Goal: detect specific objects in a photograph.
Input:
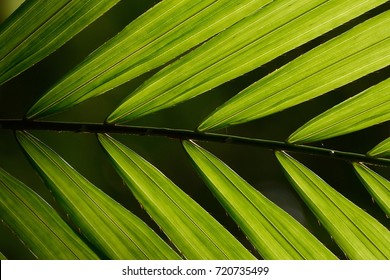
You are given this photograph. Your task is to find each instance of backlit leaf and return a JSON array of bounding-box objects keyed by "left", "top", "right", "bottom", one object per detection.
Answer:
[
  {"left": 288, "top": 78, "right": 390, "bottom": 143},
  {"left": 368, "top": 138, "right": 390, "bottom": 158},
  {"left": 353, "top": 163, "right": 390, "bottom": 217},
  {"left": 276, "top": 151, "right": 390, "bottom": 260},
  {"left": 26, "top": 0, "right": 271, "bottom": 119},
  {"left": 16, "top": 131, "right": 180, "bottom": 260},
  {"left": 98, "top": 134, "right": 255, "bottom": 260},
  {"left": 0, "top": 168, "right": 98, "bottom": 259},
  {"left": 0, "top": 0, "right": 121, "bottom": 85},
  {"left": 199, "top": 10, "right": 390, "bottom": 131},
  {"left": 183, "top": 141, "right": 337, "bottom": 260},
  {"left": 106, "top": 0, "right": 388, "bottom": 124}
]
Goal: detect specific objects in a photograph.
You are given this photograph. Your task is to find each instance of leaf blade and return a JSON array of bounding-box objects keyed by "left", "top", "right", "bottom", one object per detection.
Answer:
[
  {"left": 353, "top": 163, "right": 390, "bottom": 217},
  {"left": 199, "top": 9, "right": 390, "bottom": 131},
  {"left": 275, "top": 151, "right": 390, "bottom": 260},
  {"left": 98, "top": 134, "right": 255, "bottom": 260},
  {"left": 26, "top": 0, "right": 272, "bottom": 120},
  {"left": 368, "top": 137, "right": 390, "bottom": 158},
  {"left": 106, "top": 0, "right": 388, "bottom": 124},
  {"left": 0, "top": 168, "right": 99, "bottom": 259},
  {"left": 16, "top": 131, "right": 180, "bottom": 260},
  {"left": 183, "top": 141, "right": 337, "bottom": 260},
  {"left": 0, "top": 0, "right": 121, "bottom": 85},
  {"left": 288, "top": 78, "right": 390, "bottom": 143}
]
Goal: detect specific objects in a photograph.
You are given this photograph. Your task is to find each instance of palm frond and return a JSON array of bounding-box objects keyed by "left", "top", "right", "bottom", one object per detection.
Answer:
[
  {"left": 0, "top": 0, "right": 389, "bottom": 259},
  {"left": 26, "top": 0, "right": 272, "bottom": 120},
  {"left": 276, "top": 151, "right": 390, "bottom": 260},
  {"left": 16, "top": 131, "right": 179, "bottom": 260},
  {"left": 0, "top": 167, "right": 99, "bottom": 259},
  {"left": 183, "top": 140, "right": 337, "bottom": 260},
  {"left": 0, "top": 0, "right": 121, "bottom": 85},
  {"left": 199, "top": 10, "right": 390, "bottom": 131},
  {"left": 288, "top": 77, "right": 390, "bottom": 143},
  {"left": 107, "top": 0, "right": 389, "bottom": 124},
  {"left": 98, "top": 134, "right": 255, "bottom": 260}
]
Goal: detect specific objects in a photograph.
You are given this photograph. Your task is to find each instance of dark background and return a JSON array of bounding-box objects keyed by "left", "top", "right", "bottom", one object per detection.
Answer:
[{"left": 0, "top": 1, "right": 389, "bottom": 259}]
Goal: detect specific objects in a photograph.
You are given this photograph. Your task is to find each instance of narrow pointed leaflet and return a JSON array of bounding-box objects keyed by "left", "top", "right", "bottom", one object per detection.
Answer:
[
  {"left": 0, "top": 0, "right": 121, "bottom": 85},
  {"left": 16, "top": 131, "right": 180, "bottom": 260},
  {"left": 199, "top": 9, "right": 390, "bottom": 131},
  {"left": 107, "top": 0, "right": 388, "bottom": 124},
  {"left": 276, "top": 151, "right": 390, "bottom": 259},
  {"left": 0, "top": 168, "right": 99, "bottom": 259},
  {"left": 26, "top": 0, "right": 271, "bottom": 120},
  {"left": 183, "top": 141, "right": 337, "bottom": 260},
  {"left": 288, "top": 78, "right": 390, "bottom": 143},
  {"left": 98, "top": 134, "right": 255, "bottom": 260},
  {"left": 353, "top": 163, "right": 390, "bottom": 217},
  {"left": 368, "top": 138, "right": 390, "bottom": 158}
]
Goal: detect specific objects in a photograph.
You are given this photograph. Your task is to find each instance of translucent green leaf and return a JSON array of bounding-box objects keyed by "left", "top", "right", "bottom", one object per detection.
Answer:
[
  {"left": 0, "top": 251, "right": 6, "bottom": 260},
  {"left": 26, "top": 0, "right": 272, "bottom": 120},
  {"left": 368, "top": 138, "right": 390, "bottom": 158},
  {"left": 0, "top": 0, "right": 121, "bottom": 85},
  {"left": 183, "top": 141, "right": 337, "bottom": 260},
  {"left": 288, "top": 78, "right": 390, "bottom": 143},
  {"left": 199, "top": 10, "right": 390, "bottom": 131},
  {"left": 16, "top": 131, "right": 179, "bottom": 260},
  {"left": 106, "top": 0, "right": 388, "bottom": 124},
  {"left": 353, "top": 163, "right": 390, "bottom": 217},
  {"left": 98, "top": 134, "right": 255, "bottom": 260},
  {"left": 276, "top": 151, "right": 390, "bottom": 260},
  {"left": 0, "top": 168, "right": 98, "bottom": 259}
]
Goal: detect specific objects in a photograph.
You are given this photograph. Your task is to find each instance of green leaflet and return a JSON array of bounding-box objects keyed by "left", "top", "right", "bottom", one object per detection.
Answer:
[
  {"left": 16, "top": 131, "right": 180, "bottom": 260},
  {"left": 199, "top": 9, "right": 390, "bottom": 131},
  {"left": 288, "top": 78, "right": 390, "bottom": 143},
  {"left": 368, "top": 138, "right": 390, "bottom": 158},
  {"left": 0, "top": 168, "right": 98, "bottom": 260},
  {"left": 26, "top": 0, "right": 272, "bottom": 119},
  {"left": 276, "top": 151, "right": 390, "bottom": 260},
  {"left": 353, "top": 163, "right": 390, "bottom": 217},
  {"left": 98, "top": 134, "right": 255, "bottom": 260},
  {"left": 183, "top": 141, "right": 337, "bottom": 260},
  {"left": 0, "top": 251, "right": 6, "bottom": 260},
  {"left": 0, "top": 0, "right": 121, "bottom": 85},
  {"left": 106, "top": 0, "right": 388, "bottom": 124}
]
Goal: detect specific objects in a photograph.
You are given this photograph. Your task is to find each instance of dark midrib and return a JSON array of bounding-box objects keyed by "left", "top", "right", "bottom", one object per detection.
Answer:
[{"left": 1, "top": 119, "right": 389, "bottom": 167}]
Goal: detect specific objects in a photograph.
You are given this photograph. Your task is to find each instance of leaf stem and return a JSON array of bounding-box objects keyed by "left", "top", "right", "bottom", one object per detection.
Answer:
[{"left": 0, "top": 119, "right": 389, "bottom": 166}]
